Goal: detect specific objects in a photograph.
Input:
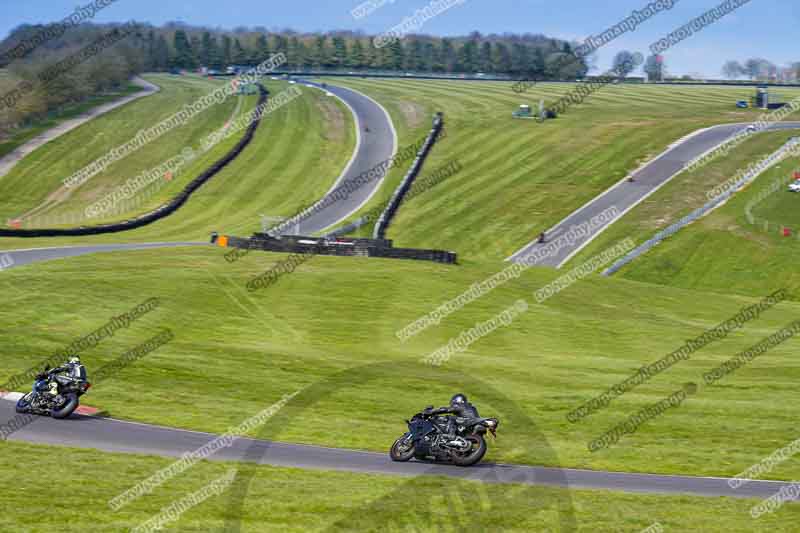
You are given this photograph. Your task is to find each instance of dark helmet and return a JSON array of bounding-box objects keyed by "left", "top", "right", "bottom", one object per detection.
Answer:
[{"left": 450, "top": 393, "right": 467, "bottom": 406}]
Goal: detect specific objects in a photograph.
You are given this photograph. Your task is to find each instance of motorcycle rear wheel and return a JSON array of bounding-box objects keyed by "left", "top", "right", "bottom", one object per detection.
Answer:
[
  {"left": 390, "top": 436, "right": 415, "bottom": 462},
  {"left": 451, "top": 435, "right": 487, "bottom": 467},
  {"left": 51, "top": 393, "right": 79, "bottom": 419}
]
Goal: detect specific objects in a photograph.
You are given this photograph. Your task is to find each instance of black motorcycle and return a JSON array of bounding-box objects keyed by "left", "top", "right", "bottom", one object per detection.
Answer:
[
  {"left": 16, "top": 366, "right": 91, "bottom": 419},
  {"left": 390, "top": 407, "right": 499, "bottom": 466}
]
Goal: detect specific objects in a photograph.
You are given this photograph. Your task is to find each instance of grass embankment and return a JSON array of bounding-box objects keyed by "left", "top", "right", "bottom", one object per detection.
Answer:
[
  {"left": 1, "top": 247, "right": 799, "bottom": 482},
  {"left": 321, "top": 78, "right": 800, "bottom": 263},
  {"left": 0, "top": 74, "right": 240, "bottom": 224},
  {"left": 0, "top": 74, "right": 355, "bottom": 248}
]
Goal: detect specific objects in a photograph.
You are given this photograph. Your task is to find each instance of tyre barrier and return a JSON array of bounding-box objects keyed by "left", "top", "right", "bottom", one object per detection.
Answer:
[
  {"left": 373, "top": 112, "right": 444, "bottom": 240},
  {"left": 0, "top": 85, "right": 270, "bottom": 238},
  {"left": 213, "top": 232, "right": 457, "bottom": 265}
]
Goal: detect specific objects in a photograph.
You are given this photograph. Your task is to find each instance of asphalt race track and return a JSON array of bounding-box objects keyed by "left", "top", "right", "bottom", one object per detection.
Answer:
[
  {"left": 2, "top": 242, "right": 209, "bottom": 270},
  {"left": 0, "top": 397, "right": 788, "bottom": 500},
  {"left": 508, "top": 121, "right": 800, "bottom": 268},
  {"left": 274, "top": 80, "right": 397, "bottom": 236}
]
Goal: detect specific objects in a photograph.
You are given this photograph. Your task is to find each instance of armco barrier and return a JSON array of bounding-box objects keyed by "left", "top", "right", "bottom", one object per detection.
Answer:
[
  {"left": 604, "top": 138, "right": 800, "bottom": 276},
  {"left": 0, "top": 86, "right": 270, "bottom": 238},
  {"left": 214, "top": 232, "right": 457, "bottom": 265},
  {"left": 373, "top": 112, "right": 444, "bottom": 240},
  {"left": 252, "top": 233, "right": 393, "bottom": 251}
]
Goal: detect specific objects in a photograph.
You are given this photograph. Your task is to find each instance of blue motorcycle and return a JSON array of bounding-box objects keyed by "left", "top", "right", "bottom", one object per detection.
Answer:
[{"left": 16, "top": 366, "right": 91, "bottom": 419}]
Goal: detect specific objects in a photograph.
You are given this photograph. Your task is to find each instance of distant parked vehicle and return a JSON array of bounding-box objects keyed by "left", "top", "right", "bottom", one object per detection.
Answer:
[
  {"left": 512, "top": 104, "right": 533, "bottom": 119},
  {"left": 788, "top": 182, "right": 800, "bottom": 193}
]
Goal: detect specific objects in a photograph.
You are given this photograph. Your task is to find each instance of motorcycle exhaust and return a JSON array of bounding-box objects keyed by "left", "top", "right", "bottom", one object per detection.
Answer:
[{"left": 445, "top": 437, "right": 470, "bottom": 451}]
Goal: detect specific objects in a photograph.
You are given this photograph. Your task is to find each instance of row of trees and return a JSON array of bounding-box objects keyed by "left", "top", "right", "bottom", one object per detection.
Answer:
[
  {"left": 577, "top": 51, "right": 800, "bottom": 84},
  {"left": 722, "top": 58, "right": 800, "bottom": 82},
  {"left": 152, "top": 27, "right": 589, "bottom": 78},
  {"left": 0, "top": 22, "right": 591, "bottom": 136},
  {"left": 607, "top": 51, "right": 669, "bottom": 82}
]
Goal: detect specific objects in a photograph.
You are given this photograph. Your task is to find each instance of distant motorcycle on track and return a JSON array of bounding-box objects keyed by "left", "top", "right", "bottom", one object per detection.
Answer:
[
  {"left": 390, "top": 407, "right": 499, "bottom": 466},
  {"left": 16, "top": 365, "right": 91, "bottom": 419}
]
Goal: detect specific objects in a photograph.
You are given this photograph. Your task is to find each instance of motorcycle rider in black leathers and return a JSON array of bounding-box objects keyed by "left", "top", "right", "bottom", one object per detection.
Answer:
[
  {"left": 423, "top": 393, "right": 480, "bottom": 420},
  {"left": 46, "top": 355, "right": 87, "bottom": 397}
]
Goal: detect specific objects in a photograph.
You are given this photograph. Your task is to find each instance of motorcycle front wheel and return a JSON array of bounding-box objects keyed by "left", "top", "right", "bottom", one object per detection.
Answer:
[
  {"left": 389, "top": 435, "right": 415, "bottom": 462},
  {"left": 51, "top": 393, "right": 79, "bottom": 419},
  {"left": 15, "top": 394, "right": 33, "bottom": 414},
  {"left": 451, "top": 435, "right": 487, "bottom": 467}
]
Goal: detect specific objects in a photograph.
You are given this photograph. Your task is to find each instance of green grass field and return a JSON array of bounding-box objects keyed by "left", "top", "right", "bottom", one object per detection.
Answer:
[
  {"left": 0, "top": 74, "right": 355, "bottom": 248},
  {"left": 325, "top": 77, "right": 800, "bottom": 300},
  {"left": 2, "top": 247, "right": 800, "bottom": 483},
  {"left": 4, "top": 78, "right": 800, "bottom": 531},
  {"left": 0, "top": 74, "right": 241, "bottom": 224},
  {"left": 3, "top": 439, "right": 795, "bottom": 532},
  {"left": 570, "top": 130, "right": 800, "bottom": 300},
  {"left": 320, "top": 78, "right": 800, "bottom": 262}
]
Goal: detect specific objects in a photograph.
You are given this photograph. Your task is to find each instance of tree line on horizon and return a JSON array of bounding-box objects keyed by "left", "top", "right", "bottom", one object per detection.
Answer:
[
  {"left": 722, "top": 58, "right": 800, "bottom": 82},
  {"left": 0, "top": 22, "right": 593, "bottom": 79},
  {"left": 131, "top": 26, "right": 591, "bottom": 78},
  {"left": 0, "top": 21, "right": 589, "bottom": 137}
]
